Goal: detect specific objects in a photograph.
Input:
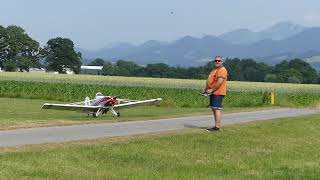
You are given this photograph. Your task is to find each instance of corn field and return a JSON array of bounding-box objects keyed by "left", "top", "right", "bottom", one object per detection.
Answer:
[
  {"left": 0, "top": 79, "right": 319, "bottom": 107},
  {"left": 1, "top": 72, "right": 320, "bottom": 93}
]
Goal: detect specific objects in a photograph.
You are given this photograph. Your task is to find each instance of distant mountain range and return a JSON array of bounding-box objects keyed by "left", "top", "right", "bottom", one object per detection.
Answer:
[
  {"left": 219, "top": 21, "right": 306, "bottom": 44},
  {"left": 77, "top": 22, "right": 320, "bottom": 70}
]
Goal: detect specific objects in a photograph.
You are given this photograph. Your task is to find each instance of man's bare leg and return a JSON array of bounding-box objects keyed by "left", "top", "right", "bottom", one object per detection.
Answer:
[{"left": 212, "top": 109, "right": 222, "bottom": 128}]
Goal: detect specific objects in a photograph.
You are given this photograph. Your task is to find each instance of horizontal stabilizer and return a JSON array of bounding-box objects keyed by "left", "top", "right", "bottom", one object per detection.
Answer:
[{"left": 114, "top": 98, "right": 162, "bottom": 109}]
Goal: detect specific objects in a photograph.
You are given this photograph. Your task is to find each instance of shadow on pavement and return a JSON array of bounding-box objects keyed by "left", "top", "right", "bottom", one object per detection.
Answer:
[{"left": 183, "top": 124, "right": 208, "bottom": 129}]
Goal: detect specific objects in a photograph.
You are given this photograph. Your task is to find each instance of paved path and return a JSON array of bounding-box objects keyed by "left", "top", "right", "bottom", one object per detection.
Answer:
[{"left": 0, "top": 108, "right": 319, "bottom": 148}]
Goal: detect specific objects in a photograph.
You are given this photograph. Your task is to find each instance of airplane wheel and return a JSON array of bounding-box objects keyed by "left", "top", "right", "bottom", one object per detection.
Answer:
[
  {"left": 93, "top": 114, "right": 97, "bottom": 117},
  {"left": 117, "top": 112, "right": 120, "bottom": 117},
  {"left": 103, "top": 109, "right": 108, "bottom": 114}
]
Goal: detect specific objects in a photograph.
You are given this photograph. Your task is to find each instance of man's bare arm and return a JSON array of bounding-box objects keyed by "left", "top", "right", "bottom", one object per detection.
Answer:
[{"left": 206, "top": 77, "right": 225, "bottom": 93}]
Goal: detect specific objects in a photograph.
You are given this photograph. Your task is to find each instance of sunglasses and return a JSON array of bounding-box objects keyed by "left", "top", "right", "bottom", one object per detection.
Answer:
[{"left": 214, "top": 60, "right": 222, "bottom": 62}]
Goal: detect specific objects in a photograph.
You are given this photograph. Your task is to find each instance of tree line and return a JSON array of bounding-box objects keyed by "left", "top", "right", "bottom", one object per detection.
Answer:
[
  {"left": 1, "top": 24, "right": 319, "bottom": 84},
  {"left": 88, "top": 58, "right": 320, "bottom": 84},
  {"left": 0, "top": 25, "right": 81, "bottom": 73}
]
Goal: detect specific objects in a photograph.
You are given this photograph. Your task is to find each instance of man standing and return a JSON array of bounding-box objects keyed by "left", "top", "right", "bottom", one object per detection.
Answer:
[{"left": 203, "top": 56, "right": 228, "bottom": 131}]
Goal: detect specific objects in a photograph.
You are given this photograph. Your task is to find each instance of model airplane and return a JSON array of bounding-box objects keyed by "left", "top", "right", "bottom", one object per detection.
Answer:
[{"left": 42, "top": 92, "right": 162, "bottom": 117}]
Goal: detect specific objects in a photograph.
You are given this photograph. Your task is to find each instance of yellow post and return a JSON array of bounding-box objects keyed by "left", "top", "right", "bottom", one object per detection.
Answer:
[{"left": 270, "top": 92, "right": 275, "bottom": 106}]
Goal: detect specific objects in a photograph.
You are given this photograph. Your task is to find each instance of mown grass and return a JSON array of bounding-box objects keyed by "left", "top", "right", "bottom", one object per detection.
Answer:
[
  {"left": 0, "top": 114, "right": 319, "bottom": 179},
  {"left": 0, "top": 98, "right": 272, "bottom": 129},
  {"left": 0, "top": 97, "right": 206, "bottom": 129}
]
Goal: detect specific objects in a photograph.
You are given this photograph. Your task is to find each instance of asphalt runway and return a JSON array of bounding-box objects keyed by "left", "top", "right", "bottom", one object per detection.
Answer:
[{"left": 0, "top": 108, "right": 319, "bottom": 148}]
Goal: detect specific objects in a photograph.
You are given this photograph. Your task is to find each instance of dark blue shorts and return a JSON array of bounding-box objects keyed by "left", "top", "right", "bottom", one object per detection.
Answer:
[{"left": 210, "top": 94, "right": 225, "bottom": 110}]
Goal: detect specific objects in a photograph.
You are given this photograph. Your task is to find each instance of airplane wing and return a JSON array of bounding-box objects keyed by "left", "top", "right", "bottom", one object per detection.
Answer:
[
  {"left": 42, "top": 103, "right": 102, "bottom": 112},
  {"left": 114, "top": 98, "right": 162, "bottom": 109}
]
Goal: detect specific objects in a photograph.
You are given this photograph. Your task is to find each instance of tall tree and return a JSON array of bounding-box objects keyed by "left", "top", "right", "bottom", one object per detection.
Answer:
[
  {"left": 0, "top": 25, "right": 40, "bottom": 71},
  {"left": 223, "top": 58, "right": 271, "bottom": 82},
  {"left": 114, "top": 60, "right": 141, "bottom": 76},
  {"left": 223, "top": 58, "right": 243, "bottom": 81},
  {"left": 102, "top": 61, "right": 116, "bottom": 75},
  {"left": 42, "top": 37, "right": 82, "bottom": 74},
  {"left": 88, "top": 58, "right": 105, "bottom": 66},
  {"left": 274, "top": 59, "right": 318, "bottom": 84},
  {"left": 288, "top": 59, "right": 318, "bottom": 83},
  {"left": 277, "top": 69, "right": 303, "bottom": 83},
  {"left": 0, "top": 25, "right": 8, "bottom": 68},
  {"left": 145, "top": 63, "right": 170, "bottom": 77}
]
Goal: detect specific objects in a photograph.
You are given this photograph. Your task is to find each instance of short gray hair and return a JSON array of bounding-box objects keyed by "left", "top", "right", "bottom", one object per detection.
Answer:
[{"left": 214, "top": 56, "right": 222, "bottom": 60}]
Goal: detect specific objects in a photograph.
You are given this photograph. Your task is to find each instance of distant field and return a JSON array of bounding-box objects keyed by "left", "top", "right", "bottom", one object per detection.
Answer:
[
  {"left": 1, "top": 72, "right": 320, "bottom": 93},
  {"left": 1, "top": 114, "right": 319, "bottom": 179}
]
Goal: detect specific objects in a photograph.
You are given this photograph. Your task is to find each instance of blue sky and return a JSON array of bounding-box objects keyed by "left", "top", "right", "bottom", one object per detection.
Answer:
[{"left": 1, "top": 0, "right": 320, "bottom": 50}]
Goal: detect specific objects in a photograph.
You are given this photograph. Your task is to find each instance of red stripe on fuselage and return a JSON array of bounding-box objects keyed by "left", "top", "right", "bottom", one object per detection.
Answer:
[{"left": 92, "top": 96, "right": 115, "bottom": 106}]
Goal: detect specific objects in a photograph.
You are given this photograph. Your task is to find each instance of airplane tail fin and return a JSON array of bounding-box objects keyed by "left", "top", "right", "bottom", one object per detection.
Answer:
[{"left": 84, "top": 96, "right": 90, "bottom": 106}]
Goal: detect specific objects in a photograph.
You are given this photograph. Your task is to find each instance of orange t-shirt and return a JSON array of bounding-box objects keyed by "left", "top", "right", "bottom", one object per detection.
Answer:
[{"left": 206, "top": 66, "right": 228, "bottom": 95}]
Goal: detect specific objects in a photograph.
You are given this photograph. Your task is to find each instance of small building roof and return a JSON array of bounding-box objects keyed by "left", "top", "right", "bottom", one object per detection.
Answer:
[{"left": 81, "top": 66, "right": 103, "bottom": 70}]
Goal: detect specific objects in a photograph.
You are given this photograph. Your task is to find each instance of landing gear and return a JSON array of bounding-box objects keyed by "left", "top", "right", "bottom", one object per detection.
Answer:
[
  {"left": 110, "top": 108, "right": 120, "bottom": 117},
  {"left": 88, "top": 108, "right": 120, "bottom": 117},
  {"left": 93, "top": 108, "right": 103, "bottom": 117}
]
